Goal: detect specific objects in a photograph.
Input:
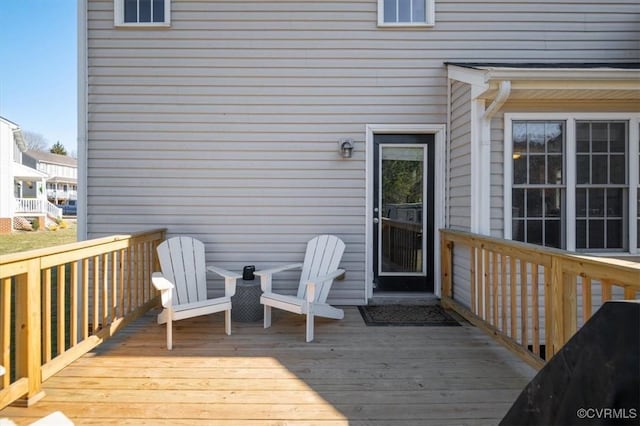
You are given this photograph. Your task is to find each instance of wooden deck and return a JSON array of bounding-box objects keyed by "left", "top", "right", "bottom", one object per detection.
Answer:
[{"left": 1, "top": 306, "right": 535, "bottom": 425}]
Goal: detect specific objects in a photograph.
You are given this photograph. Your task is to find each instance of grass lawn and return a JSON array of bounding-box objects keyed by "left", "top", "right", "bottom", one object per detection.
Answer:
[{"left": 0, "top": 221, "right": 78, "bottom": 255}]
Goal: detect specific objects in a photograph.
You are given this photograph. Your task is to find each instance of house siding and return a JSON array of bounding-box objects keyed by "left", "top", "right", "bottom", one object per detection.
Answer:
[
  {"left": 86, "top": 0, "right": 640, "bottom": 304},
  {"left": 448, "top": 80, "right": 472, "bottom": 231}
]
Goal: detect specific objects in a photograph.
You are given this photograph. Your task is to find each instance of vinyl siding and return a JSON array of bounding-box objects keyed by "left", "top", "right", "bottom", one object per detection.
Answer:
[
  {"left": 86, "top": 0, "right": 640, "bottom": 304},
  {"left": 448, "top": 80, "right": 472, "bottom": 231}
]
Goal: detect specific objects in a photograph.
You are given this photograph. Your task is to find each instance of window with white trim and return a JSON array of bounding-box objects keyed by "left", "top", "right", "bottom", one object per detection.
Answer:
[
  {"left": 378, "top": 0, "right": 434, "bottom": 26},
  {"left": 506, "top": 114, "right": 640, "bottom": 254},
  {"left": 114, "top": 0, "right": 170, "bottom": 27}
]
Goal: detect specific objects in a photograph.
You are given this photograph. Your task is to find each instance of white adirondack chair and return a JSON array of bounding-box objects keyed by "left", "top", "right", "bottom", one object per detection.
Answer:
[
  {"left": 257, "top": 235, "right": 346, "bottom": 342},
  {"left": 152, "top": 236, "right": 241, "bottom": 350}
]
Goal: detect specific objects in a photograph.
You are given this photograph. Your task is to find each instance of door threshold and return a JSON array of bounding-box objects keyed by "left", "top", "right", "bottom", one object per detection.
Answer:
[{"left": 369, "top": 292, "right": 439, "bottom": 305}]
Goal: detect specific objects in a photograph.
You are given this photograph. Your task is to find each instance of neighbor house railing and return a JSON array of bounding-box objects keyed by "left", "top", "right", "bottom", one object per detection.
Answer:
[
  {"left": 13, "top": 199, "right": 62, "bottom": 219},
  {"left": 381, "top": 218, "right": 422, "bottom": 271},
  {"left": 440, "top": 229, "right": 640, "bottom": 369},
  {"left": 0, "top": 228, "right": 166, "bottom": 409}
]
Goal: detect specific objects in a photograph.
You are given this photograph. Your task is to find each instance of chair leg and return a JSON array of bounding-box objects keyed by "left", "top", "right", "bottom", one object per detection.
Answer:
[
  {"left": 306, "top": 311, "right": 314, "bottom": 343},
  {"left": 225, "top": 309, "right": 231, "bottom": 335},
  {"left": 167, "top": 316, "right": 173, "bottom": 350},
  {"left": 264, "top": 305, "right": 271, "bottom": 328}
]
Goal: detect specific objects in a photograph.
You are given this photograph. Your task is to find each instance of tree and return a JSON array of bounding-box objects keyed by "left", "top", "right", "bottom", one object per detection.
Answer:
[
  {"left": 50, "top": 141, "right": 68, "bottom": 156},
  {"left": 22, "top": 131, "right": 49, "bottom": 151}
]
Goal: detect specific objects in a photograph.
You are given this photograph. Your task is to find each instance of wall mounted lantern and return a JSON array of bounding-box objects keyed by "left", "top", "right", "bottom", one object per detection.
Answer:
[{"left": 338, "top": 138, "right": 355, "bottom": 158}]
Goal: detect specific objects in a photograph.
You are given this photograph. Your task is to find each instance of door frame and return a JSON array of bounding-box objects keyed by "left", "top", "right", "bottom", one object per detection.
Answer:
[{"left": 365, "top": 124, "right": 446, "bottom": 300}]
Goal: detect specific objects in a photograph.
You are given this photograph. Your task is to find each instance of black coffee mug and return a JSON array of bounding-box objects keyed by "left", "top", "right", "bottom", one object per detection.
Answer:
[{"left": 242, "top": 265, "right": 255, "bottom": 280}]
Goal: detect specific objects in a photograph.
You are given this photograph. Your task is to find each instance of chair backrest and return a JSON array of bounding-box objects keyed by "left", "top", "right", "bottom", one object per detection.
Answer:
[
  {"left": 157, "top": 236, "right": 208, "bottom": 306},
  {"left": 297, "top": 235, "right": 345, "bottom": 303}
]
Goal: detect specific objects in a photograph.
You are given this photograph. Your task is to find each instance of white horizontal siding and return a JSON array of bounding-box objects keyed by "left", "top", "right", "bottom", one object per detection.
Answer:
[
  {"left": 87, "top": 0, "right": 639, "bottom": 304},
  {"left": 448, "top": 81, "right": 472, "bottom": 231}
]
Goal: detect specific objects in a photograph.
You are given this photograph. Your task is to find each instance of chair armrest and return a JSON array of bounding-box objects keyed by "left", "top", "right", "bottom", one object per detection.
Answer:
[
  {"left": 207, "top": 265, "right": 242, "bottom": 280},
  {"left": 207, "top": 265, "right": 241, "bottom": 298},
  {"left": 305, "top": 269, "right": 345, "bottom": 302},
  {"left": 152, "top": 272, "right": 174, "bottom": 291},
  {"left": 254, "top": 263, "right": 303, "bottom": 277},
  {"left": 152, "top": 272, "right": 174, "bottom": 308},
  {"left": 255, "top": 263, "right": 303, "bottom": 292}
]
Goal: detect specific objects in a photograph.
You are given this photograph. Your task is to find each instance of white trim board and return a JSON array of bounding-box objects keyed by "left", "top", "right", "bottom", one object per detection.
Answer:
[{"left": 365, "top": 124, "right": 446, "bottom": 300}]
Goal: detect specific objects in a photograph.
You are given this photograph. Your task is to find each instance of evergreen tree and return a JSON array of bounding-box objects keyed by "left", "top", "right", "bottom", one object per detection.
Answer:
[{"left": 50, "top": 141, "right": 68, "bottom": 156}]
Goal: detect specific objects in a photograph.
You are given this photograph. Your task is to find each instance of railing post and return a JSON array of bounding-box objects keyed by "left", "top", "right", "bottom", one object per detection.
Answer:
[
  {"left": 550, "top": 257, "right": 577, "bottom": 358},
  {"left": 14, "top": 259, "right": 44, "bottom": 406}
]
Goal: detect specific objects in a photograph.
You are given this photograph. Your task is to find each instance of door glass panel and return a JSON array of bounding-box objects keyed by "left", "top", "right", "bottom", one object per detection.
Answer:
[{"left": 380, "top": 146, "right": 424, "bottom": 274}]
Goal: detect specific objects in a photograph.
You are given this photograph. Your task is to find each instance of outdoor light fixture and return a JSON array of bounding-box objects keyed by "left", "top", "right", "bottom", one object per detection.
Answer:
[{"left": 338, "top": 138, "right": 355, "bottom": 158}]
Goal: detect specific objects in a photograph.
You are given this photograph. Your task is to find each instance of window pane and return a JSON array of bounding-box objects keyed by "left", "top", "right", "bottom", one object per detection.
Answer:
[
  {"left": 576, "top": 122, "right": 590, "bottom": 153},
  {"left": 591, "top": 155, "right": 607, "bottom": 184},
  {"left": 547, "top": 155, "right": 562, "bottom": 184},
  {"left": 589, "top": 188, "right": 605, "bottom": 217},
  {"left": 153, "top": 0, "right": 164, "bottom": 22},
  {"left": 576, "top": 220, "right": 587, "bottom": 248},
  {"left": 545, "top": 220, "right": 561, "bottom": 248},
  {"left": 610, "top": 122, "right": 626, "bottom": 153},
  {"left": 526, "top": 189, "right": 543, "bottom": 217},
  {"left": 398, "top": 0, "right": 411, "bottom": 22},
  {"left": 588, "top": 220, "right": 605, "bottom": 248},
  {"left": 527, "top": 123, "right": 545, "bottom": 153},
  {"left": 610, "top": 155, "right": 626, "bottom": 184},
  {"left": 591, "top": 123, "right": 608, "bottom": 152},
  {"left": 529, "top": 156, "right": 545, "bottom": 184},
  {"left": 512, "top": 189, "right": 525, "bottom": 217},
  {"left": 124, "top": 0, "right": 137, "bottom": 22},
  {"left": 513, "top": 219, "right": 525, "bottom": 242},
  {"left": 607, "top": 220, "right": 623, "bottom": 249},
  {"left": 527, "top": 220, "right": 543, "bottom": 245},
  {"left": 139, "top": 0, "right": 151, "bottom": 22},
  {"left": 513, "top": 123, "right": 527, "bottom": 154},
  {"left": 546, "top": 122, "right": 563, "bottom": 153},
  {"left": 545, "top": 188, "right": 562, "bottom": 217},
  {"left": 513, "top": 156, "right": 527, "bottom": 184},
  {"left": 384, "top": 0, "right": 397, "bottom": 22},
  {"left": 607, "top": 188, "right": 623, "bottom": 217},
  {"left": 576, "top": 154, "right": 590, "bottom": 184},
  {"left": 412, "top": 0, "right": 425, "bottom": 22},
  {"left": 579, "top": 189, "right": 588, "bottom": 219}
]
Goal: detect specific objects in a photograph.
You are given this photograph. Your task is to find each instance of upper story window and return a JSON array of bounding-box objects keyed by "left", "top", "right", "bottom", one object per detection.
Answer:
[
  {"left": 378, "top": 0, "right": 434, "bottom": 27},
  {"left": 115, "top": 0, "right": 170, "bottom": 27}
]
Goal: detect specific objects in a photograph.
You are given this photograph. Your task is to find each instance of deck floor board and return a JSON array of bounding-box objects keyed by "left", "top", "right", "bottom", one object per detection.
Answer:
[{"left": 0, "top": 306, "right": 535, "bottom": 425}]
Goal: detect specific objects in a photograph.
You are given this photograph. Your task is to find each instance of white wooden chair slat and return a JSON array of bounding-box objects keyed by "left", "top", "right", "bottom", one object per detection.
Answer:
[
  {"left": 258, "top": 235, "right": 346, "bottom": 342},
  {"left": 153, "top": 236, "right": 241, "bottom": 350}
]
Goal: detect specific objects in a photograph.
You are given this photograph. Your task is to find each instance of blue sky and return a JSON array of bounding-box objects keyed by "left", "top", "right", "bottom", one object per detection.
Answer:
[{"left": 0, "top": 1, "right": 77, "bottom": 154}]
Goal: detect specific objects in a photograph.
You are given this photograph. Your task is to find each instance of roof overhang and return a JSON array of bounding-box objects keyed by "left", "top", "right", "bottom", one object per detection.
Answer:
[
  {"left": 12, "top": 162, "right": 49, "bottom": 180},
  {"left": 447, "top": 63, "right": 640, "bottom": 103}
]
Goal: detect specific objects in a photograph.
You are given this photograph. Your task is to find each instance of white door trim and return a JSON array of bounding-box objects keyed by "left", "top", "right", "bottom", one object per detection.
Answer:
[{"left": 365, "top": 124, "right": 446, "bottom": 300}]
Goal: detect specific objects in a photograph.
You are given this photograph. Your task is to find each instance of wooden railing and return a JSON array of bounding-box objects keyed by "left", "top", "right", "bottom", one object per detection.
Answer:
[
  {"left": 440, "top": 229, "right": 640, "bottom": 369},
  {"left": 0, "top": 228, "right": 166, "bottom": 409}
]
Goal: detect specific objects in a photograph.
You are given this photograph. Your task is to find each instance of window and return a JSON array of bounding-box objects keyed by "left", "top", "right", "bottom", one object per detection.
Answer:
[
  {"left": 506, "top": 114, "right": 640, "bottom": 253},
  {"left": 511, "top": 121, "right": 565, "bottom": 248},
  {"left": 378, "top": 0, "right": 434, "bottom": 26},
  {"left": 115, "top": 0, "right": 170, "bottom": 27}
]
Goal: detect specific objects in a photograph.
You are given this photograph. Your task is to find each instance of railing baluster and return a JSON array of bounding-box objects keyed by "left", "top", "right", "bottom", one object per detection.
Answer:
[
  {"left": 531, "top": 263, "right": 539, "bottom": 357},
  {"left": 501, "top": 254, "right": 507, "bottom": 333},
  {"left": 601, "top": 279, "right": 612, "bottom": 303},
  {"left": 492, "top": 251, "right": 498, "bottom": 327},
  {"left": 82, "top": 258, "right": 89, "bottom": 339},
  {"left": 582, "top": 276, "right": 592, "bottom": 325},
  {"left": 92, "top": 255, "right": 100, "bottom": 333},
  {"left": 510, "top": 257, "right": 517, "bottom": 340},
  {"left": 1, "top": 277, "right": 11, "bottom": 388},
  {"left": 112, "top": 251, "right": 118, "bottom": 321},
  {"left": 57, "top": 265, "right": 66, "bottom": 356},
  {"left": 70, "top": 261, "right": 78, "bottom": 346},
  {"left": 521, "top": 262, "right": 528, "bottom": 349},
  {"left": 470, "top": 246, "right": 476, "bottom": 314},
  {"left": 483, "top": 247, "right": 490, "bottom": 322},
  {"left": 102, "top": 253, "right": 108, "bottom": 327},
  {"left": 42, "top": 269, "right": 52, "bottom": 362}
]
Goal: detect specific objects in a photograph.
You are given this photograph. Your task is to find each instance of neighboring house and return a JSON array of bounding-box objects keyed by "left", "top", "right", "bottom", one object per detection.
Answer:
[
  {"left": 0, "top": 117, "right": 55, "bottom": 234},
  {"left": 80, "top": 1, "right": 640, "bottom": 305},
  {"left": 22, "top": 150, "right": 78, "bottom": 205}
]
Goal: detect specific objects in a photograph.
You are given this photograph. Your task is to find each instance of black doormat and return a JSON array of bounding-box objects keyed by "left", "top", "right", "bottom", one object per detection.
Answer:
[{"left": 358, "top": 304, "right": 461, "bottom": 326}]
